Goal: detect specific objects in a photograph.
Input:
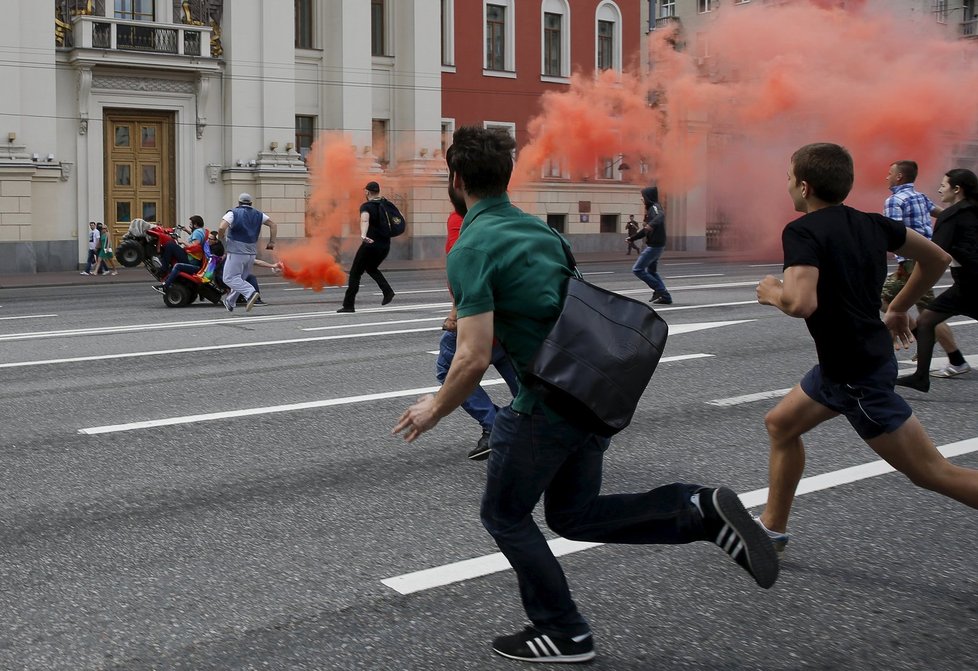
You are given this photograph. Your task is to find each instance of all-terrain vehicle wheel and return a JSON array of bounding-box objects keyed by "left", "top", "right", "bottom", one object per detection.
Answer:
[
  {"left": 163, "top": 282, "right": 196, "bottom": 308},
  {"left": 115, "top": 240, "right": 145, "bottom": 267}
]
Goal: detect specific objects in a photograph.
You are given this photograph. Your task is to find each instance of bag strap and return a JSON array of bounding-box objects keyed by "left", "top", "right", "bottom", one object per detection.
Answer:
[{"left": 542, "top": 224, "right": 584, "bottom": 280}]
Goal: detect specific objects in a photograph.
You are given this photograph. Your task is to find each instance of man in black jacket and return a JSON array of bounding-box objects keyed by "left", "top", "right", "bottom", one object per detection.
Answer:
[{"left": 627, "top": 186, "right": 672, "bottom": 304}]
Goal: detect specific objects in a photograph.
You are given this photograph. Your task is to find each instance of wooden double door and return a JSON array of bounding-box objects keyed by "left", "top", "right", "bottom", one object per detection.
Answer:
[{"left": 104, "top": 110, "right": 176, "bottom": 242}]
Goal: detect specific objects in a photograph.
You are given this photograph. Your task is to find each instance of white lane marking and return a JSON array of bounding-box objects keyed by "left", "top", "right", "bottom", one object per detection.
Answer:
[
  {"left": 79, "top": 381, "right": 505, "bottom": 434},
  {"left": 707, "top": 388, "right": 793, "bottom": 407},
  {"left": 655, "top": 300, "right": 757, "bottom": 312},
  {"left": 370, "top": 289, "right": 449, "bottom": 295},
  {"left": 665, "top": 274, "right": 724, "bottom": 280},
  {"left": 2, "top": 327, "right": 444, "bottom": 370},
  {"left": 381, "top": 436, "right": 978, "bottom": 594},
  {"left": 662, "top": 262, "right": 703, "bottom": 267},
  {"left": 301, "top": 317, "right": 445, "bottom": 332},
  {"left": 284, "top": 286, "right": 336, "bottom": 291},
  {"left": 582, "top": 271, "right": 614, "bottom": 276},
  {"left": 949, "top": 319, "right": 977, "bottom": 326},
  {"left": 0, "top": 303, "right": 453, "bottom": 342},
  {"left": 77, "top": 353, "right": 713, "bottom": 434},
  {"left": 669, "top": 320, "right": 753, "bottom": 335},
  {"left": 0, "top": 314, "right": 58, "bottom": 321},
  {"left": 618, "top": 281, "right": 759, "bottom": 297}
]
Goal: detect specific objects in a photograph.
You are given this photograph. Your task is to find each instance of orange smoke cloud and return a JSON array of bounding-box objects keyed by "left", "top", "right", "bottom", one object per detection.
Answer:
[
  {"left": 515, "top": 0, "right": 978, "bottom": 255},
  {"left": 274, "top": 132, "right": 363, "bottom": 290}
]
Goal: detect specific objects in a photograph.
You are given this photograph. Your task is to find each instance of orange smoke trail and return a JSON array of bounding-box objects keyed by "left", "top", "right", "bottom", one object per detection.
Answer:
[
  {"left": 275, "top": 132, "right": 362, "bottom": 290},
  {"left": 515, "top": 0, "right": 978, "bottom": 255}
]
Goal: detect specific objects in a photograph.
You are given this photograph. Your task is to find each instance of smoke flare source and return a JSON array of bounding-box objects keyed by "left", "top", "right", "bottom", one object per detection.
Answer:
[
  {"left": 514, "top": 0, "right": 978, "bottom": 255},
  {"left": 274, "top": 133, "right": 364, "bottom": 290}
]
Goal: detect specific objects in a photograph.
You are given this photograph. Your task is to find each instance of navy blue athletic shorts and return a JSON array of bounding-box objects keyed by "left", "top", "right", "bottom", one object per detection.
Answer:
[{"left": 800, "top": 357, "right": 912, "bottom": 440}]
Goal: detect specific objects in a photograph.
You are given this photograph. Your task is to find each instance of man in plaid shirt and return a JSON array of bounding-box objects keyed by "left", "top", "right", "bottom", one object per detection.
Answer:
[{"left": 881, "top": 160, "right": 969, "bottom": 378}]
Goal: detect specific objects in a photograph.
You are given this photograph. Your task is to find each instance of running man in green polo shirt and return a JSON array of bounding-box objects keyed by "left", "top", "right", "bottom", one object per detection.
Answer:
[{"left": 393, "top": 126, "right": 777, "bottom": 664}]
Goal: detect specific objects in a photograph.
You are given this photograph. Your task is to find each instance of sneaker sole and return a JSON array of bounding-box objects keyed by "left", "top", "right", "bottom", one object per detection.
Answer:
[
  {"left": 713, "top": 488, "right": 779, "bottom": 589},
  {"left": 492, "top": 648, "right": 596, "bottom": 664},
  {"left": 930, "top": 369, "right": 971, "bottom": 378},
  {"left": 245, "top": 293, "right": 260, "bottom": 312},
  {"left": 467, "top": 447, "right": 490, "bottom": 461}
]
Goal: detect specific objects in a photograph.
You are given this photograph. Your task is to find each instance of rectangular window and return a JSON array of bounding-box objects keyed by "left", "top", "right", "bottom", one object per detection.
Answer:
[
  {"left": 660, "top": 0, "right": 676, "bottom": 15},
  {"left": 543, "top": 158, "right": 564, "bottom": 179},
  {"left": 295, "top": 0, "right": 313, "bottom": 49},
  {"left": 486, "top": 4, "right": 506, "bottom": 71},
  {"left": 544, "top": 12, "right": 562, "bottom": 77},
  {"left": 295, "top": 115, "right": 315, "bottom": 160},
  {"left": 597, "top": 20, "right": 614, "bottom": 71},
  {"left": 115, "top": 0, "right": 154, "bottom": 21},
  {"left": 441, "top": 120, "right": 455, "bottom": 157},
  {"left": 698, "top": 0, "right": 712, "bottom": 14},
  {"left": 441, "top": 0, "right": 455, "bottom": 66},
  {"left": 547, "top": 214, "right": 566, "bottom": 233},
  {"left": 372, "top": 119, "right": 389, "bottom": 166},
  {"left": 600, "top": 214, "right": 619, "bottom": 234},
  {"left": 371, "top": 0, "right": 387, "bottom": 57}
]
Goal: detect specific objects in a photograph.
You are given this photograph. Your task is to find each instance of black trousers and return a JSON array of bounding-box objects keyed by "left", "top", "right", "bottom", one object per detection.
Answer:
[{"left": 342, "top": 244, "right": 392, "bottom": 308}]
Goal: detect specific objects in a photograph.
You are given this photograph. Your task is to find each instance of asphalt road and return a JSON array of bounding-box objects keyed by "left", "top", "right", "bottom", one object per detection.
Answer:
[{"left": 1, "top": 259, "right": 976, "bottom": 671}]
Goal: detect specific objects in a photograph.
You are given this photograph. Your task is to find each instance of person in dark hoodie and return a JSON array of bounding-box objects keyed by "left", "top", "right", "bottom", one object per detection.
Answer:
[
  {"left": 627, "top": 186, "right": 672, "bottom": 304},
  {"left": 895, "top": 168, "right": 978, "bottom": 391}
]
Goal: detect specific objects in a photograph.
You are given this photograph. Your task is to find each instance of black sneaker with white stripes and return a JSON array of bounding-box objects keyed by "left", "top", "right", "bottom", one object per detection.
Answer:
[
  {"left": 698, "top": 486, "right": 779, "bottom": 589},
  {"left": 492, "top": 626, "right": 595, "bottom": 663}
]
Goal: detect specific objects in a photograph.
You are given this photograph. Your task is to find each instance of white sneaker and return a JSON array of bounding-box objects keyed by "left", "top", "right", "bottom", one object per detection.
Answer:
[
  {"left": 931, "top": 362, "right": 972, "bottom": 378},
  {"left": 752, "top": 515, "right": 790, "bottom": 553}
]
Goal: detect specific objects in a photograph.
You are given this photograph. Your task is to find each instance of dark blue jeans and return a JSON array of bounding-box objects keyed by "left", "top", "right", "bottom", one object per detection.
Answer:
[
  {"left": 632, "top": 245, "right": 669, "bottom": 296},
  {"left": 435, "top": 331, "right": 520, "bottom": 431},
  {"left": 164, "top": 262, "right": 201, "bottom": 287},
  {"left": 480, "top": 405, "right": 706, "bottom": 638}
]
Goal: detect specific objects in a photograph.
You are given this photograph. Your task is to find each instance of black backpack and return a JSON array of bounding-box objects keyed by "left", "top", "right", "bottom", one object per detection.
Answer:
[{"left": 373, "top": 198, "right": 406, "bottom": 238}]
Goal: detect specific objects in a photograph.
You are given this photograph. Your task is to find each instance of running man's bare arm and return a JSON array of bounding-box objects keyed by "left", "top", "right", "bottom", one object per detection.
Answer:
[
  {"left": 756, "top": 265, "right": 818, "bottom": 319},
  {"left": 393, "top": 310, "right": 493, "bottom": 442},
  {"left": 264, "top": 218, "right": 277, "bottom": 249},
  {"left": 884, "top": 229, "right": 951, "bottom": 347},
  {"left": 360, "top": 211, "right": 373, "bottom": 243}
]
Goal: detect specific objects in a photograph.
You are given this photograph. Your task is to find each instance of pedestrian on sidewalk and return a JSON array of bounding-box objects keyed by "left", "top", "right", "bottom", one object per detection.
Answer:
[
  {"left": 754, "top": 143, "right": 978, "bottom": 554},
  {"left": 92, "top": 223, "right": 118, "bottom": 276},
  {"left": 395, "top": 125, "right": 777, "bottom": 664},
  {"left": 80, "top": 221, "right": 99, "bottom": 275},
  {"left": 625, "top": 215, "right": 640, "bottom": 255}
]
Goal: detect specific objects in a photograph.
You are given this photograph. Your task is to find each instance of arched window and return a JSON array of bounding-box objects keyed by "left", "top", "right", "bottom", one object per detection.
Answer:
[
  {"left": 541, "top": 0, "right": 570, "bottom": 80},
  {"left": 595, "top": 1, "right": 622, "bottom": 73},
  {"left": 484, "top": 0, "right": 516, "bottom": 75}
]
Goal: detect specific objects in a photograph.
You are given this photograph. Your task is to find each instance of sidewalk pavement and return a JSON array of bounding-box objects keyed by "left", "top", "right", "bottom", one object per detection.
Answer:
[{"left": 0, "top": 250, "right": 765, "bottom": 290}]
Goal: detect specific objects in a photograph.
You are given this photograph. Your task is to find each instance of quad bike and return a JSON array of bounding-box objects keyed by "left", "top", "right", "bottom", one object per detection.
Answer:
[{"left": 115, "top": 219, "right": 229, "bottom": 308}]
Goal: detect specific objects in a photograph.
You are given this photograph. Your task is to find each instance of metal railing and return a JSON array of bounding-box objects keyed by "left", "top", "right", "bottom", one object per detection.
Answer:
[
  {"left": 961, "top": 18, "right": 978, "bottom": 38},
  {"left": 653, "top": 16, "right": 681, "bottom": 30},
  {"left": 66, "top": 15, "right": 211, "bottom": 57}
]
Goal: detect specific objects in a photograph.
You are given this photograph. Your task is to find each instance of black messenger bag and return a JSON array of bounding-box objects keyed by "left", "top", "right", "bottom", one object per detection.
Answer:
[{"left": 523, "top": 236, "right": 669, "bottom": 437}]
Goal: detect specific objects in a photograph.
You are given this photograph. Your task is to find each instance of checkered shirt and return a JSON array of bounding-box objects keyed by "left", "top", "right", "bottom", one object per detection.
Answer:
[{"left": 884, "top": 183, "right": 935, "bottom": 261}]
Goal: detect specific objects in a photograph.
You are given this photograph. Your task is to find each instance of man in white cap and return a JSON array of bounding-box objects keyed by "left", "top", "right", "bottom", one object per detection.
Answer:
[{"left": 217, "top": 193, "right": 277, "bottom": 312}]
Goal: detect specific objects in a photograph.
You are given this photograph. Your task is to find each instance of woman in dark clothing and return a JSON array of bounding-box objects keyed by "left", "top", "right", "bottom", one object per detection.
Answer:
[{"left": 896, "top": 168, "right": 978, "bottom": 392}]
